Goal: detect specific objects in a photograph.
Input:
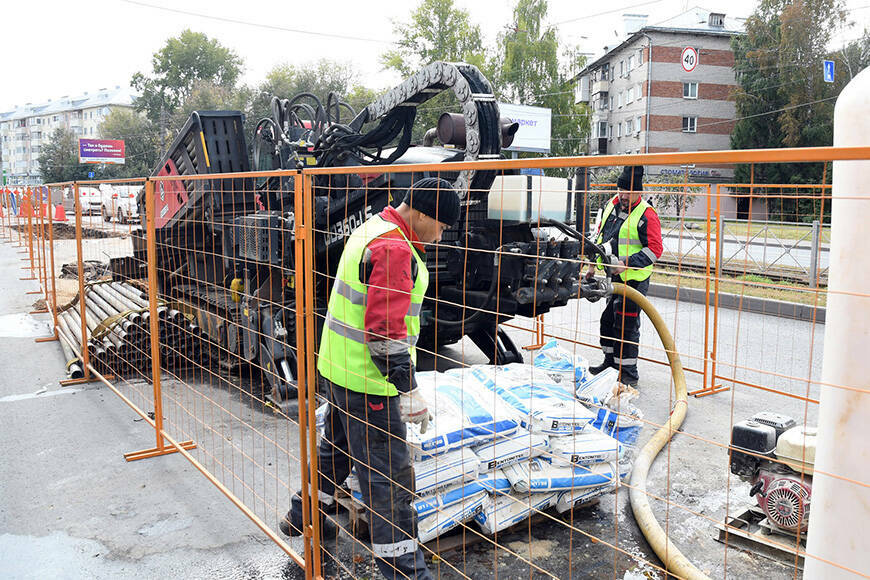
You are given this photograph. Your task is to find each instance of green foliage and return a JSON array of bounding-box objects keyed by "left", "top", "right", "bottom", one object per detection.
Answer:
[
  {"left": 382, "top": 0, "right": 488, "bottom": 140},
  {"left": 132, "top": 29, "right": 243, "bottom": 125},
  {"left": 37, "top": 128, "right": 92, "bottom": 183},
  {"left": 729, "top": 0, "right": 870, "bottom": 220},
  {"left": 492, "top": 0, "right": 589, "bottom": 161},
  {"left": 97, "top": 109, "right": 162, "bottom": 178},
  {"left": 382, "top": 0, "right": 486, "bottom": 77},
  {"left": 731, "top": 1, "right": 850, "bottom": 182}
]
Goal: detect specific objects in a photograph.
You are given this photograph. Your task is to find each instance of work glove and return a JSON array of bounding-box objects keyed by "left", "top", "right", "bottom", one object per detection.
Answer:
[{"left": 399, "top": 388, "right": 433, "bottom": 434}]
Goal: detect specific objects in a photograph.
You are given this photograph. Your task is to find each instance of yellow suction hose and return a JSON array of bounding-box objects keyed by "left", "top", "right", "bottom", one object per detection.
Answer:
[{"left": 611, "top": 283, "right": 710, "bottom": 580}]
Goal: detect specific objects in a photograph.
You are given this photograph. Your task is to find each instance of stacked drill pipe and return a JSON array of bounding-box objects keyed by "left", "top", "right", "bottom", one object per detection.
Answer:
[{"left": 56, "top": 281, "right": 202, "bottom": 379}]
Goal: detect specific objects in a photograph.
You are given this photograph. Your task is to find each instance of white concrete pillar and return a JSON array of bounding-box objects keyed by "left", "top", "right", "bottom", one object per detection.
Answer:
[{"left": 804, "top": 66, "right": 870, "bottom": 578}]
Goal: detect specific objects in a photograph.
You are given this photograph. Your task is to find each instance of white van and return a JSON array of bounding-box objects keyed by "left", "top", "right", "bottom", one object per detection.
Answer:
[{"left": 100, "top": 184, "right": 141, "bottom": 224}]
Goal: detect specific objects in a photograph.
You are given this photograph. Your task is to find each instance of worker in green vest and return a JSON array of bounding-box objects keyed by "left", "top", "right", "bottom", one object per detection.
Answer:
[
  {"left": 586, "top": 166, "right": 663, "bottom": 387},
  {"left": 280, "top": 177, "right": 460, "bottom": 580}
]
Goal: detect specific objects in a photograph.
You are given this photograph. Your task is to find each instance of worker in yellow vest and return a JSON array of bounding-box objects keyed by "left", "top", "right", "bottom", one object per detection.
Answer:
[
  {"left": 586, "top": 166, "right": 663, "bottom": 387},
  {"left": 280, "top": 177, "right": 459, "bottom": 580}
]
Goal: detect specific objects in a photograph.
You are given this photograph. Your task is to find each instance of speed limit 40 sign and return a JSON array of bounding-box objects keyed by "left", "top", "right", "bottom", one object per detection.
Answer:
[{"left": 681, "top": 46, "right": 698, "bottom": 72}]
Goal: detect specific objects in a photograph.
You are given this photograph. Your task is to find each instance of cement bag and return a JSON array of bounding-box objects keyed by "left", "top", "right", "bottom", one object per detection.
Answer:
[
  {"left": 575, "top": 367, "right": 620, "bottom": 406},
  {"left": 462, "top": 365, "right": 595, "bottom": 434},
  {"left": 503, "top": 458, "right": 621, "bottom": 493},
  {"left": 414, "top": 479, "right": 492, "bottom": 519},
  {"left": 590, "top": 408, "right": 642, "bottom": 446},
  {"left": 532, "top": 339, "right": 589, "bottom": 388},
  {"left": 407, "top": 371, "right": 520, "bottom": 460},
  {"left": 414, "top": 447, "right": 480, "bottom": 496},
  {"left": 473, "top": 431, "right": 549, "bottom": 472},
  {"left": 545, "top": 429, "right": 622, "bottom": 467},
  {"left": 554, "top": 484, "right": 616, "bottom": 514},
  {"left": 417, "top": 491, "right": 488, "bottom": 543},
  {"left": 474, "top": 491, "right": 557, "bottom": 535},
  {"left": 476, "top": 468, "right": 513, "bottom": 496}
]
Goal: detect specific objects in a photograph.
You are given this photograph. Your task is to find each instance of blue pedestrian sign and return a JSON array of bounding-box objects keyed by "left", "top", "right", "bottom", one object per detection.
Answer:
[
  {"left": 824, "top": 60, "right": 835, "bottom": 83},
  {"left": 88, "top": 171, "right": 95, "bottom": 178}
]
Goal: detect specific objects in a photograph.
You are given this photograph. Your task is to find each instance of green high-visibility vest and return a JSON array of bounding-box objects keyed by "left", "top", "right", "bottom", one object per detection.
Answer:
[
  {"left": 596, "top": 195, "right": 656, "bottom": 282},
  {"left": 317, "top": 214, "right": 428, "bottom": 396}
]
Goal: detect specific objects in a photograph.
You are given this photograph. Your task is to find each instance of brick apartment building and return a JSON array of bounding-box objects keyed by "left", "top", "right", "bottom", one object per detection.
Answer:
[{"left": 576, "top": 8, "right": 765, "bottom": 218}]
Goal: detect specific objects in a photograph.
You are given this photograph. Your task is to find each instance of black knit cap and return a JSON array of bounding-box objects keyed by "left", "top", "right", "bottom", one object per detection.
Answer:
[
  {"left": 403, "top": 177, "right": 461, "bottom": 226},
  {"left": 617, "top": 165, "right": 644, "bottom": 191}
]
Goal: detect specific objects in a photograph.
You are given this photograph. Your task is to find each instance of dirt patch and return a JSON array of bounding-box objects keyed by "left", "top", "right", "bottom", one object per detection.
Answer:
[{"left": 11, "top": 222, "right": 127, "bottom": 240}]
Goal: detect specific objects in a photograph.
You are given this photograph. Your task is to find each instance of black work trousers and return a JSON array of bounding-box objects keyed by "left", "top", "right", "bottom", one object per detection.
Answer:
[
  {"left": 599, "top": 277, "right": 650, "bottom": 384},
  {"left": 317, "top": 378, "right": 432, "bottom": 580}
]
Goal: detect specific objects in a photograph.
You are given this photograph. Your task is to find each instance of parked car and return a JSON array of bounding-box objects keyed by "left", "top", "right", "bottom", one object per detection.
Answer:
[
  {"left": 100, "top": 184, "right": 141, "bottom": 224},
  {"left": 79, "top": 186, "right": 102, "bottom": 215}
]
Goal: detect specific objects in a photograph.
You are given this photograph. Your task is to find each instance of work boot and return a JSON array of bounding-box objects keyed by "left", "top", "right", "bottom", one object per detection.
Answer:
[
  {"left": 589, "top": 360, "right": 614, "bottom": 375},
  {"left": 279, "top": 492, "right": 338, "bottom": 538}
]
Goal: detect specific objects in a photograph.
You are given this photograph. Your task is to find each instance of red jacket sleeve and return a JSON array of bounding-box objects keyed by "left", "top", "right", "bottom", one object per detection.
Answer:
[
  {"left": 644, "top": 207, "right": 663, "bottom": 259},
  {"left": 364, "top": 232, "right": 414, "bottom": 343}
]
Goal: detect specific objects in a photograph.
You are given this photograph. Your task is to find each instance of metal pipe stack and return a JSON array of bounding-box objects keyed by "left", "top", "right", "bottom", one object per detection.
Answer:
[{"left": 56, "top": 281, "right": 201, "bottom": 379}]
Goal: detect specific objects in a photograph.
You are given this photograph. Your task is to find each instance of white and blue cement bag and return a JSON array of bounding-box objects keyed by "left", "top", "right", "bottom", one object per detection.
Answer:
[
  {"left": 417, "top": 491, "right": 488, "bottom": 543},
  {"left": 473, "top": 431, "right": 550, "bottom": 472},
  {"left": 414, "top": 478, "right": 494, "bottom": 519},
  {"left": 532, "top": 339, "right": 589, "bottom": 388},
  {"left": 474, "top": 491, "right": 558, "bottom": 535},
  {"left": 407, "top": 371, "right": 520, "bottom": 460},
  {"left": 414, "top": 447, "right": 480, "bottom": 496},
  {"left": 554, "top": 483, "right": 617, "bottom": 514},
  {"left": 545, "top": 429, "right": 622, "bottom": 467},
  {"left": 502, "top": 458, "right": 622, "bottom": 493},
  {"left": 476, "top": 468, "right": 513, "bottom": 496},
  {"left": 575, "top": 367, "right": 620, "bottom": 406},
  {"left": 460, "top": 364, "right": 595, "bottom": 435}
]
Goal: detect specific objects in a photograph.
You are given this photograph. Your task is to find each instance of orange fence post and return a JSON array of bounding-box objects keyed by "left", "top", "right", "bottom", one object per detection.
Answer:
[
  {"left": 36, "top": 185, "right": 59, "bottom": 343},
  {"left": 690, "top": 184, "right": 728, "bottom": 398},
  {"left": 125, "top": 178, "right": 195, "bottom": 461},
  {"left": 293, "top": 171, "right": 316, "bottom": 579}
]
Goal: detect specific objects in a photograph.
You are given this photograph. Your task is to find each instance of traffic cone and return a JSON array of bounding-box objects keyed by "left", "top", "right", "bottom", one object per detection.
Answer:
[{"left": 54, "top": 203, "right": 68, "bottom": 222}]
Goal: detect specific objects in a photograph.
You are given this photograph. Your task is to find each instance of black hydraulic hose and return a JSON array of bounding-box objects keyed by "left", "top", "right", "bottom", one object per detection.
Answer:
[{"left": 429, "top": 249, "right": 501, "bottom": 327}]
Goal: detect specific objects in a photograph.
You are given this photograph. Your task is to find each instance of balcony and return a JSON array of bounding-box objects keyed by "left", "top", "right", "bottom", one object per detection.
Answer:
[
  {"left": 590, "top": 137, "right": 608, "bottom": 155},
  {"left": 592, "top": 80, "right": 609, "bottom": 95}
]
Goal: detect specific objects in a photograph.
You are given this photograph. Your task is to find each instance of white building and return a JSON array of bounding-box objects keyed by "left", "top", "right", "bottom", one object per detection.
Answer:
[{"left": 0, "top": 86, "right": 136, "bottom": 185}]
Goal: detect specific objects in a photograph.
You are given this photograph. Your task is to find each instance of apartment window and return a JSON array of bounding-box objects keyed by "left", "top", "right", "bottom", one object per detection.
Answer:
[
  {"left": 609, "top": 95, "right": 614, "bottom": 109},
  {"left": 683, "top": 82, "right": 698, "bottom": 99},
  {"left": 682, "top": 116, "right": 698, "bottom": 133},
  {"left": 619, "top": 60, "right": 625, "bottom": 77},
  {"left": 625, "top": 119, "right": 634, "bottom": 134},
  {"left": 617, "top": 122, "right": 623, "bottom": 138},
  {"left": 628, "top": 55, "right": 634, "bottom": 71},
  {"left": 617, "top": 92, "right": 623, "bottom": 107},
  {"left": 597, "top": 121, "right": 608, "bottom": 138},
  {"left": 636, "top": 116, "right": 642, "bottom": 132},
  {"left": 608, "top": 124, "right": 613, "bottom": 139},
  {"left": 53, "top": 116, "right": 58, "bottom": 122},
  {"left": 626, "top": 87, "right": 634, "bottom": 104},
  {"left": 636, "top": 84, "right": 643, "bottom": 100},
  {"left": 638, "top": 48, "right": 644, "bottom": 66}
]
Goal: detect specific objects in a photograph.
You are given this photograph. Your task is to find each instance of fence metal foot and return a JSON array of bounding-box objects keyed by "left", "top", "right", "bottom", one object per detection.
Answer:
[
  {"left": 125, "top": 440, "right": 196, "bottom": 462},
  {"left": 689, "top": 384, "right": 731, "bottom": 398},
  {"left": 59, "top": 374, "right": 113, "bottom": 386},
  {"left": 35, "top": 336, "right": 57, "bottom": 343}
]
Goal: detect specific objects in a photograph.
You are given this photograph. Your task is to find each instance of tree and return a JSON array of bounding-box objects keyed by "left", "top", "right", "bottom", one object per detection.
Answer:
[
  {"left": 382, "top": 0, "right": 486, "bottom": 77},
  {"left": 37, "top": 128, "right": 92, "bottom": 183},
  {"left": 98, "top": 109, "right": 162, "bottom": 178},
  {"left": 382, "top": 0, "right": 488, "bottom": 139},
  {"left": 492, "top": 0, "right": 589, "bottom": 160},
  {"left": 170, "top": 80, "right": 253, "bottom": 135},
  {"left": 132, "top": 30, "right": 243, "bottom": 126},
  {"left": 730, "top": 0, "right": 850, "bottom": 219},
  {"left": 247, "top": 60, "right": 365, "bottom": 133}
]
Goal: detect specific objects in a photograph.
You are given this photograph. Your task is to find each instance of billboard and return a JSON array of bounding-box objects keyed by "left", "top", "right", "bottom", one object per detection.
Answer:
[
  {"left": 497, "top": 103, "right": 552, "bottom": 154},
  {"left": 78, "top": 139, "right": 125, "bottom": 164}
]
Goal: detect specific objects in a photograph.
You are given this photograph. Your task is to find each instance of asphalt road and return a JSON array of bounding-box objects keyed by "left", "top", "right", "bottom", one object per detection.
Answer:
[{"left": 0, "top": 230, "right": 821, "bottom": 580}]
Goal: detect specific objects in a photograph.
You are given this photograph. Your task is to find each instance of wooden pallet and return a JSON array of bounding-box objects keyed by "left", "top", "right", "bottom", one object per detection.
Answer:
[
  {"left": 334, "top": 487, "right": 601, "bottom": 557},
  {"left": 715, "top": 506, "right": 806, "bottom": 568}
]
